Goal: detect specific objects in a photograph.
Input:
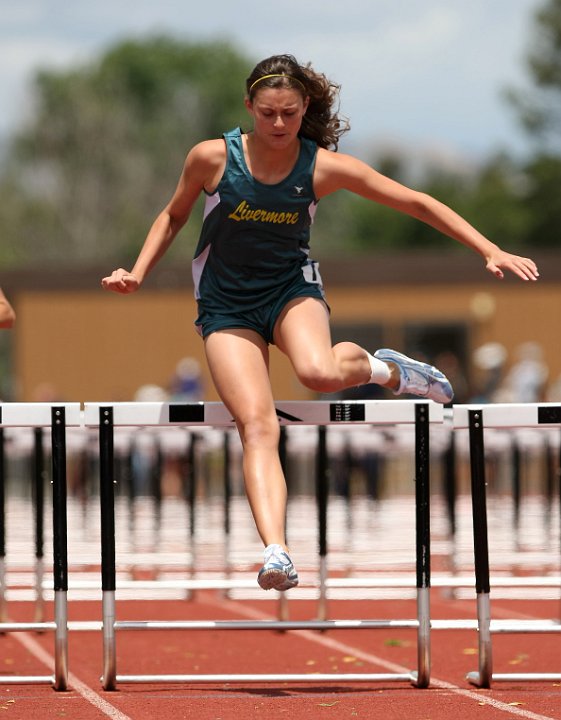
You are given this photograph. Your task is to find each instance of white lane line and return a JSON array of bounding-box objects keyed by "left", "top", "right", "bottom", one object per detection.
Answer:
[
  {"left": 14, "top": 632, "right": 132, "bottom": 720},
  {"left": 203, "top": 593, "right": 558, "bottom": 720}
]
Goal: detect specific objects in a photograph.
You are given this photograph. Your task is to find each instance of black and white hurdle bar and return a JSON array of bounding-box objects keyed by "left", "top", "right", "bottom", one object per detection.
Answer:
[
  {"left": 454, "top": 403, "right": 561, "bottom": 688},
  {"left": 0, "top": 403, "right": 81, "bottom": 691},
  {"left": 83, "top": 399, "right": 443, "bottom": 690}
]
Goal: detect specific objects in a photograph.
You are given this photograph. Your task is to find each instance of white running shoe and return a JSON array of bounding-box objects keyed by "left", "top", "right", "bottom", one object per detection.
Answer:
[
  {"left": 374, "top": 348, "right": 454, "bottom": 404},
  {"left": 257, "top": 544, "right": 299, "bottom": 591}
]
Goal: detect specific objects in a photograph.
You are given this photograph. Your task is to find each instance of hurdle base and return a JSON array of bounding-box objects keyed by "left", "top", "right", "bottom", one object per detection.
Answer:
[
  {"left": 492, "top": 673, "right": 561, "bottom": 683},
  {"left": 468, "top": 670, "right": 561, "bottom": 688},
  {"left": 0, "top": 676, "right": 55, "bottom": 686},
  {"left": 466, "top": 671, "right": 489, "bottom": 689}
]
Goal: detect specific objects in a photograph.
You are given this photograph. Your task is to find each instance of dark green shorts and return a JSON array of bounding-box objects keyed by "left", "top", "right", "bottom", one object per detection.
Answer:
[{"left": 196, "top": 276, "right": 327, "bottom": 345}]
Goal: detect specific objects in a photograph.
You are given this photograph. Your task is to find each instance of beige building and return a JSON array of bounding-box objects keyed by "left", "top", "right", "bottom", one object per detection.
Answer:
[{"left": 2, "top": 250, "right": 560, "bottom": 403}]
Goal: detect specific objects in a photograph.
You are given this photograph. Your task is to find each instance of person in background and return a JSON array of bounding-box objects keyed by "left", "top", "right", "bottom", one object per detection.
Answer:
[
  {"left": 0, "top": 289, "right": 15, "bottom": 329},
  {"left": 169, "top": 357, "right": 204, "bottom": 402},
  {"left": 102, "top": 54, "right": 539, "bottom": 592},
  {"left": 471, "top": 342, "right": 507, "bottom": 403},
  {"left": 497, "top": 341, "right": 548, "bottom": 403}
]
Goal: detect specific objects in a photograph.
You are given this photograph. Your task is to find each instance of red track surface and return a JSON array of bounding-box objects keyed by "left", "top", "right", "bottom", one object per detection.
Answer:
[{"left": 2, "top": 590, "right": 560, "bottom": 719}]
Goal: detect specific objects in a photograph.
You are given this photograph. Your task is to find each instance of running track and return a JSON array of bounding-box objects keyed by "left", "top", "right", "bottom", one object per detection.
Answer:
[{"left": 1, "top": 492, "right": 559, "bottom": 719}]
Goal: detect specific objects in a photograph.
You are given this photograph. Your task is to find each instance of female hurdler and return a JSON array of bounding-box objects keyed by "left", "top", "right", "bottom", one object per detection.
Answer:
[{"left": 103, "top": 54, "right": 538, "bottom": 591}]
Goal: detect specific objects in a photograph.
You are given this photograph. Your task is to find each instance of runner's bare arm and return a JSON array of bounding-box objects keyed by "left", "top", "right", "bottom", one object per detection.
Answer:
[{"left": 102, "top": 139, "right": 227, "bottom": 293}]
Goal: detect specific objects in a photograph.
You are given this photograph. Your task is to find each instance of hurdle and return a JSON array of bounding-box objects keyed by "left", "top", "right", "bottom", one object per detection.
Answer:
[
  {"left": 454, "top": 403, "right": 561, "bottom": 688},
  {"left": 83, "top": 399, "right": 443, "bottom": 690},
  {"left": 0, "top": 403, "right": 81, "bottom": 690}
]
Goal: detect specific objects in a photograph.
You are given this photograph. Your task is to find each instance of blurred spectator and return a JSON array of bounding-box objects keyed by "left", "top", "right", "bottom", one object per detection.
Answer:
[
  {"left": 134, "top": 384, "right": 169, "bottom": 402},
  {"left": 546, "top": 374, "right": 561, "bottom": 402},
  {"left": 471, "top": 342, "right": 507, "bottom": 402},
  {"left": 32, "top": 381, "right": 62, "bottom": 402},
  {"left": 169, "top": 357, "right": 204, "bottom": 402},
  {"left": 497, "top": 342, "right": 548, "bottom": 403},
  {"left": 130, "top": 384, "right": 169, "bottom": 496}
]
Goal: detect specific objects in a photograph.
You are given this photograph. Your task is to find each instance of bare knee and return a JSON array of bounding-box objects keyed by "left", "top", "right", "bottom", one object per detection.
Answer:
[
  {"left": 296, "top": 362, "right": 341, "bottom": 394},
  {"left": 294, "top": 344, "right": 372, "bottom": 392},
  {"left": 236, "top": 413, "right": 280, "bottom": 448}
]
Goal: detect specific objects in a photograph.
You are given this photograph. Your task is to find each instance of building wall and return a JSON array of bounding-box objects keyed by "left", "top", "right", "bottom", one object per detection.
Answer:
[{"left": 12, "top": 277, "right": 560, "bottom": 403}]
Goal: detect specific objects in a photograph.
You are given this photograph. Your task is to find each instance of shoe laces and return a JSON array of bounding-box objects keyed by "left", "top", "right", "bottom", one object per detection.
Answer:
[{"left": 399, "top": 365, "right": 429, "bottom": 395}]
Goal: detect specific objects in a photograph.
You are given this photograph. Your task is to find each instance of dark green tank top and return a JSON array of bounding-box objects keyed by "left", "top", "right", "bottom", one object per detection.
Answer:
[{"left": 192, "top": 127, "right": 319, "bottom": 312}]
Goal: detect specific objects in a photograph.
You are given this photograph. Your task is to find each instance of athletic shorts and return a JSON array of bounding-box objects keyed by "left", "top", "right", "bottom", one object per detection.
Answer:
[{"left": 195, "top": 269, "right": 328, "bottom": 345}]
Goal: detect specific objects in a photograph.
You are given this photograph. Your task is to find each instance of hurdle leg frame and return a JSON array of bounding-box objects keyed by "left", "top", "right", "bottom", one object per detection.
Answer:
[
  {"left": 33, "top": 427, "right": 46, "bottom": 624},
  {"left": 413, "top": 403, "right": 431, "bottom": 688},
  {"left": 316, "top": 425, "right": 329, "bottom": 622},
  {"left": 465, "top": 408, "right": 492, "bottom": 688},
  {"left": 0, "top": 428, "right": 6, "bottom": 623},
  {"left": 0, "top": 404, "right": 73, "bottom": 690},
  {"left": 458, "top": 403, "right": 561, "bottom": 687},
  {"left": 187, "top": 432, "right": 198, "bottom": 599},
  {"left": 99, "top": 407, "right": 117, "bottom": 691},
  {"left": 442, "top": 428, "right": 457, "bottom": 581},
  {"left": 50, "top": 408, "right": 70, "bottom": 690}
]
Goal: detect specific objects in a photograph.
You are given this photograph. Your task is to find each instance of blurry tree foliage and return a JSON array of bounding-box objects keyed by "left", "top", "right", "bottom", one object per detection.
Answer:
[
  {"left": 0, "top": 37, "right": 250, "bottom": 266},
  {"left": 337, "top": 0, "right": 561, "bottom": 254},
  {"left": 507, "top": 0, "right": 561, "bottom": 144},
  {"left": 336, "top": 151, "right": 533, "bottom": 254},
  {"left": 1, "top": 6, "right": 561, "bottom": 270},
  {"left": 503, "top": 0, "right": 561, "bottom": 248}
]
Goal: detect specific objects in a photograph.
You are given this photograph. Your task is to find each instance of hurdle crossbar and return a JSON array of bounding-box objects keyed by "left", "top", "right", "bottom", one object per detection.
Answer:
[
  {"left": 0, "top": 403, "right": 81, "bottom": 690},
  {"left": 454, "top": 403, "right": 561, "bottom": 688},
  {"left": 82, "top": 399, "right": 444, "bottom": 428},
  {"left": 84, "top": 399, "right": 443, "bottom": 690}
]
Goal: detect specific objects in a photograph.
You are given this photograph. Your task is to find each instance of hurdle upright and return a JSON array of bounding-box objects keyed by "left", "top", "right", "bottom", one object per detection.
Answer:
[
  {"left": 84, "top": 399, "right": 443, "bottom": 690},
  {"left": 454, "top": 402, "right": 561, "bottom": 688},
  {"left": 0, "top": 402, "right": 81, "bottom": 691}
]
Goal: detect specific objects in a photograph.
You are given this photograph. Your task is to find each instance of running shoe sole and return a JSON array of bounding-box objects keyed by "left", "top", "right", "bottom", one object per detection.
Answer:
[{"left": 258, "top": 567, "right": 298, "bottom": 591}]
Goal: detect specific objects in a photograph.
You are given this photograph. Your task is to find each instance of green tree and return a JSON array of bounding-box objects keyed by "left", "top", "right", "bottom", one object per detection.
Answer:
[
  {"left": 0, "top": 37, "right": 252, "bottom": 266},
  {"left": 507, "top": 0, "right": 561, "bottom": 145},
  {"left": 505, "top": 0, "right": 561, "bottom": 246},
  {"left": 459, "top": 153, "right": 532, "bottom": 251},
  {"left": 521, "top": 152, "right": 561, "bottom": 247},
  {"left": 324, "top": 149, "right": 535, "bottom": 254},
  {"left": 331, "top": 153, "right": 474, "bottom": 252},
  {"left": 340, "top": 0, "right": 561, "bottom": 255}
]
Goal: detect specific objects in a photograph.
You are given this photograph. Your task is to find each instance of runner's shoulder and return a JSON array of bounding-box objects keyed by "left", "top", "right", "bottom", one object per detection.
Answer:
[{"left": 188, "top": 138, "right": 227, "bottom": 170}]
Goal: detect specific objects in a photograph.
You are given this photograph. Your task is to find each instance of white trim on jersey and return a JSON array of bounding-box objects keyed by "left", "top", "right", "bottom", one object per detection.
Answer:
[
  {"left": 192, "top": 244, "right": 212, "bottom": 300},
  {"left": 203, "top": 191, "right": 221, "bottom": 220}
]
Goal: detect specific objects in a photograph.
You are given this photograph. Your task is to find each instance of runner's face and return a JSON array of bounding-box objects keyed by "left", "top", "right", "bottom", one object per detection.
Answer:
[{"left": 245, "top": 88, "right": 309, "bottom": 147}]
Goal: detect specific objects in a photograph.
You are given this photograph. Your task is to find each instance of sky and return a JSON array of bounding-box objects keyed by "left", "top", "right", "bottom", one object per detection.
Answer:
[{"left": 0, "top": 0, "right": 544, "bottom": 166}]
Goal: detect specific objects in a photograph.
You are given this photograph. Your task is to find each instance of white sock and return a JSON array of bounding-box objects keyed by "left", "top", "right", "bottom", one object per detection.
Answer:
[{"left": 366, "top": 352, "right": 391, "bottom": 385}]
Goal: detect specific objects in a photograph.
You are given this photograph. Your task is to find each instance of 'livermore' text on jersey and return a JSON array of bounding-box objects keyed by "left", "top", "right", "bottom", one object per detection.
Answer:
[{"left": 192, "top": 128, "right": 323, "bottom": 316}]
